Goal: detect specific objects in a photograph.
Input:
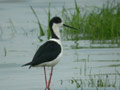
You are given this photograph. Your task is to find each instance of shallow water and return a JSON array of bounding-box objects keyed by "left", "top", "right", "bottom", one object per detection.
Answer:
[{"left": 0, "top": 0, "right": 120, "bottom": 90}]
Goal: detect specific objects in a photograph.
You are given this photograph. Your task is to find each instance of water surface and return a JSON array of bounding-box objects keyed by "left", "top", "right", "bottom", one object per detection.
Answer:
[{"left": 0, "top": 0, "right": 120, "bottom": 90}]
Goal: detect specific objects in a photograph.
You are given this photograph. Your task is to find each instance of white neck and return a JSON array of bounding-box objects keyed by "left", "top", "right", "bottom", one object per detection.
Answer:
[{"left": 52, "top": 23, "right": 61, "bottom": 39}]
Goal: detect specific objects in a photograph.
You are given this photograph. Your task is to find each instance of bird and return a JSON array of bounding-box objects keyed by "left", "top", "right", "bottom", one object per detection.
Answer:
[{"left": 22, "top": 16, "right": 77, "bottom": 90}]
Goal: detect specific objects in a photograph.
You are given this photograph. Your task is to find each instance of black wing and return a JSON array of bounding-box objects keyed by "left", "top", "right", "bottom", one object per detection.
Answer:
[{"left": 30, "top": 41, "right": 61, "bottom": 66}]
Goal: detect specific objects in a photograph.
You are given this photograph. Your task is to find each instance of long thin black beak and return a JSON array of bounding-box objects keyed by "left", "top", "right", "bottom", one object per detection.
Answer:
[{"left": 63, "top": 24, "right": 78, "bottom": 30}]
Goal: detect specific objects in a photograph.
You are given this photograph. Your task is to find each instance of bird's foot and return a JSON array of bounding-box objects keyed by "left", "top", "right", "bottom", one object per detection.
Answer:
[{"left": 45, "top": 88, "right": 50, "bottom": 90}]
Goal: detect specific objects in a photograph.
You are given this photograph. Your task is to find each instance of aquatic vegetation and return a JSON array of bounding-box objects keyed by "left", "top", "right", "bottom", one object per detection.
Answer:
[
  {"left": 4, "top": 47, "right": 7, "bottom": 56},
  {"left": 30, "top": 0, "right": 120, "bottom": 48},
  {"left": 30, "top": 5, "right": 52, "bottom": 40},
  {"left": 0, "top": 25, "right": 3, "bottom": 40},
  {"left": 8, "top": 19, "right": 16, "bottom": 39},
  {"left": 62, "top": 0, "right": 120, "bottom": 46},
  {"left": 47, "top": 3, "right": 51, "bottom": 39},
  {"left": 71, "top": 78, "right": 83, "bottom": 89},
  {"left": 104, "top": 64, "right": 120, "bottom": 67},
  {"left": 30, "top": 6, "right": 44, "bottom": 41},
  {"left": 70, "top": 74, "right": 119, "bottom": 90},
  {"left": 66, "top": 49, "right": 120, "bottom": 90},
  {"left": 9, "top": 19, "right": 16, "bottom": 34}
]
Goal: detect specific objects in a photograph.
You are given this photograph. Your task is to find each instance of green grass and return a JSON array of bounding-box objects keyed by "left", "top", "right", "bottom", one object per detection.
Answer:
[
  {"left": 30, "top": 0, "right": 120, "bottom": 47},
  {"left": 30, "top": 5, "right": 52, "bottom": 41},
  {"left": 30, "top": 6, "right": 44, "bottom": 42},
  {"left": 70, "top": 74, "right": 119, "bottom": 89},
  {"left": 62, "top": 1, "right": 120, "bottom": 45},
  {"left": 47, "top": 3, "right": 51, "bottom": 39}
]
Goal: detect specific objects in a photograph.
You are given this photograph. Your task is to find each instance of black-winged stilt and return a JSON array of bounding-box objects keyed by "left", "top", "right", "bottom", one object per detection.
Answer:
[{"left": 22, "top": 16, "right": 77, "bottom": 90}]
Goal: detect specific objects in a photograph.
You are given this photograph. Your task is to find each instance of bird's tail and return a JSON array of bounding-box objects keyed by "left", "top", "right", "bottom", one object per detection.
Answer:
[{"left": 22, "top": 62, "right": 32, "bottom": 69}]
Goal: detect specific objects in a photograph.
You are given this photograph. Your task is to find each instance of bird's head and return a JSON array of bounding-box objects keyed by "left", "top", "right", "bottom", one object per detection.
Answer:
[
  {"left": 49, "top": 16, "right": 78, "bottom": 39},
  {"left": 49, "top": 17, "right": 63, "bottom": 28}
]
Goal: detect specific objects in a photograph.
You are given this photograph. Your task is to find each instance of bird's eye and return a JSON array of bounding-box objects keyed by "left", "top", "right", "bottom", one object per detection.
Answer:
[{"left": 56, "top": 18, "right": 61, "bottom": 23}]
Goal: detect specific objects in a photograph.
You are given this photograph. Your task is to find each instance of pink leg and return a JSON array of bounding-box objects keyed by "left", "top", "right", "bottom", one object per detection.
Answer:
[
  {"left": 47, "top": 67, "right": 53, "bottom": 89},
  {"left": 44, "top": 66, "right": 47, "bottom": 89}
]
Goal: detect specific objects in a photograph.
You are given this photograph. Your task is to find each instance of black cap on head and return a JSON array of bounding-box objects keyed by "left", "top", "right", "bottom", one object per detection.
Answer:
[{"left": 50, "top": 16, "right": 62, "bottom": 24}]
